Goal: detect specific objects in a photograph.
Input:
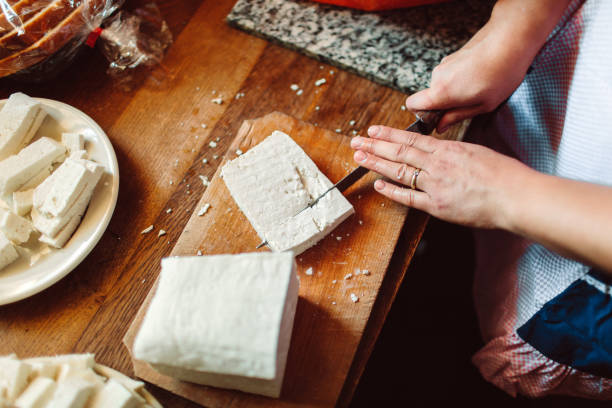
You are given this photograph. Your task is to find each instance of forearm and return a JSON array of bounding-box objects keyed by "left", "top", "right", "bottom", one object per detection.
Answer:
[{"left": 502, "top": 170, "right": 612, "bottom": 274}]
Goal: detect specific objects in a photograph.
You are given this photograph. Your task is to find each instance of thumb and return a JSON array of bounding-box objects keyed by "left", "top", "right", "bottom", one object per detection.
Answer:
[{"left": 404, "top": 87, "right": 439, "bottom": 112}]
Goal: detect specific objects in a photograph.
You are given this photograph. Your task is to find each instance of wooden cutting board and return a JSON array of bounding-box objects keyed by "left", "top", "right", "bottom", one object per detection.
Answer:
[{"left": 123, "top": 111, "right": 413, "bottom": 407}]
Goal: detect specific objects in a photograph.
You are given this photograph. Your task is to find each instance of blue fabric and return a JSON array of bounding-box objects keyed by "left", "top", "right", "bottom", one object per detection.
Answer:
[{"left": 517, "top": 271, "right": 612, "bottom": 378}]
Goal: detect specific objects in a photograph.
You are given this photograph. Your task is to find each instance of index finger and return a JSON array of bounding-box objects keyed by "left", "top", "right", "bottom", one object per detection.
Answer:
[{"left": 368, "top": 126, "right": 439, "bottom": 153}]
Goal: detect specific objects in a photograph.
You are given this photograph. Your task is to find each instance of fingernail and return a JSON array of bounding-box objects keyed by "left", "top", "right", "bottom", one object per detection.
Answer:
[
  {"left": 350, "top": 137, "right": 363, "bottom": 148},
  {"left": 368, "top": 126, "right": 380, "bottom": 137},
  {"left": 354, "top": 150, "right": 367, "bottom": 162},
  {"left": 374, "top": 179, "right": 385, "bottom": 191}
]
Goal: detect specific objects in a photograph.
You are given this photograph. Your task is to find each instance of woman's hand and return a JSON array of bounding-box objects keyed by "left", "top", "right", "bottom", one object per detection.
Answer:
[
  {"left": 351, "top": 125, "right": 534, "bottom": 229},
  {"left": 406, "top": 0, "right": 572, "bottom": 132}
]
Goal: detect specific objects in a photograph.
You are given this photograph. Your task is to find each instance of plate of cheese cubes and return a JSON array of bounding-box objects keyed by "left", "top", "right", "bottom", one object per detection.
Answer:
[{"left": 0, "top": 92, "right": 119, "bottom": 305}]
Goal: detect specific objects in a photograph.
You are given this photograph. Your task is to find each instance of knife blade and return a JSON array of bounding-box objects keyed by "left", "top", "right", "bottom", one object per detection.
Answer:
[{"left": 256, "top": 110, "right": 445, "bottom": 249}]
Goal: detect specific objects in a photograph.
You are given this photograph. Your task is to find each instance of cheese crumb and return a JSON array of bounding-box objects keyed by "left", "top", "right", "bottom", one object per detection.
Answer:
[
  {"left": 336, "top": 236, "right": 342, "bottom": 241},
  {"left": 290, "top": 84, "right": 299, "bottom": 91},
  {"left": 201, "top": 123, "right": 207, "bottom": 129},
  {"left": 344, "top": 273, "right": 352, "bottom": 280},
  {"left": 335, "top": 129, "right": 341, "bottom": 133},
  {"left": 350, "top": 293, "right": 359, "bottom": 303},
  {"left": 352, "top": 130, "right": 358, "bottom": 135},
  {"left": 401, "top": 105, "right": 407, "bottom": 111},
  {"left": 166, "top": 208, "right": 172, "bottom": 213},
  {"left": 197, "top": 250, "right": 203, "bottom": 256},
  {"left": 349, "top": 120, "right": 356, "bottom": 126},
  {"left": 305, "top": 267, "right": 313, "bottom": 276},
  {"left": 296, "top": 89, "right": 304, "bottom": 96},
  {"left": 141, "top": 225, "right": 154, "bottom": 234},
  {"left": 330, "top": 70, "right": 335, "bottom": 75},
  {"left": 209, "top": 141, "right": 217, "bottom": 148},
  {"left": 213, "top": 154, "right": 219, "bottom": 160},
  {"left": 202, "top": 158, "right": 208, "bottom": 164},
  {"left": 198, "top": 203, "right": 211, "bottom": 216},
  {"left": 236, "top": 149, "right": 243, "bottom": 156},
  {"left": 199, "top": 175, "right": 210, "bottom": 186},
  {"left": 211, "top": 97, "right": 223, "bottom": 105},
  {"left": 158, "top": 229, "right": 166, "bottom": 237},
  {"left": 332, "top": 279, "right": 337, "bottom": 284},
  {"left": 235, "top": 92, "right": 245, "bottom": 99},
  {"left": 363, "top": 269, "right": 370, "bottom": 276},
  {"left": 332, "top": 301, "right": 336, "bottom": 305},
  {"left": 212, "top": 90, "right": 217, "bottom": 95},
  {"left": 315, "top": 78, "right": 327, "bottom": 86}
]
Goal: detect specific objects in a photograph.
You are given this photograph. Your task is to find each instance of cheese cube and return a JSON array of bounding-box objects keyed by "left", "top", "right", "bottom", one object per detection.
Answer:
[
  {"left": 0, "top": 355, "right": 32, "bottom": 401},
  {"left": 133, "top": 253, "right": 299, "bottom": 398},
  {"left": 0, "top": 93, "right": 47, "bottom": 161},
  {"left": 47, "top": 378, "right": 94, "bottom": 408},
  {"left": 33, "top": 159, "right": 90, "bottom": 218},
  {"left": 88, "top": 379, "right": 140, "bottom": 408},
  {"left": 14, "top": 377, "right": 56, "bottom": 408},
  {"left": 0, "top": 233, "right": 18, "bottom": 270},
  {"left": 0, "top": 208, "right": 34, "bottom": 244},
  {"left": 32, "top": 160, "right": 103, "bottom": 238},
  {"left": 0, "top": 137, "right": 65, "bottom": 200},
  {"left": 12, "top": 189, "right": 34, "bottom": 216},
  {"left": 61, "top": 133, "right": 85, "bottom": 154},
  {"left": 222, "top": 130, "right": 354, "bottom": 255}
]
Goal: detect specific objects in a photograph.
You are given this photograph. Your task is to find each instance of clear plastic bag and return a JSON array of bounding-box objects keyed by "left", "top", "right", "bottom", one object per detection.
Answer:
[{"left": 0, "top": 0, "right": 172, "bottom": 83}]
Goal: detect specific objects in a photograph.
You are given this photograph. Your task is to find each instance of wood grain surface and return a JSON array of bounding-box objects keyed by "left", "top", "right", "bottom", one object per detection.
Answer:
[{"left": 0, "top": 0, "right": 466, "bottom": 406}]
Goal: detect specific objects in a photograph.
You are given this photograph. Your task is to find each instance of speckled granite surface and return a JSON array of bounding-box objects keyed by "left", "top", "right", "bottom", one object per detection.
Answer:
[{"left": 227, "top": 0, "right": 494, "bottom": 93}]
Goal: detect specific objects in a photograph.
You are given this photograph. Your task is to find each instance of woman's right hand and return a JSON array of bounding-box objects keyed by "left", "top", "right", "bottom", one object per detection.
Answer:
[{"left": 406, "top": 0, "right": 572, "bottom": 132}]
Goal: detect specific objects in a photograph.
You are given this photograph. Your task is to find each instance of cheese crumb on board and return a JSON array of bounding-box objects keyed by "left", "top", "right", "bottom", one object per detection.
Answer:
[
  {"left": 401, "top": 105, "right": 407, "bottom": 111},
  {"left": 315, "top": 78, "right": 327, "bottom": 86},
  {"left": 211, "top": 98, "right": 223, "bottom": 105},
  {"left": 202, "top": 158, "right": 208, "bottom": 164},
  {"left": 198, "top": 203, "right": 211, "bottom": 216},
  {"left": 349, "top": 120, "right": 356, "bottom": 126},
  {"left": 296, "top": 89, "right": 303, "bottom": 96},
  {"left": 197, "top": 250, "right": 202, "bottom": 256},
  {"left": 158, "top": 230, "right": 166, "bottom": 237},
  {"left": 209, "top": 141, "right": 217, "bottom": 148},
  {"left": 201, "top": 123, "right": 207, "bottom": 129},
  {"left": 141, "top": 225, "right": 154, "bottom": 234},
  {"left": 335, "top": 129, "right": 341, "bottom": 133},
  {"left": 221, "top": 131, "right": 354, "bottom": 255},
  {"left": 362, "top": 269, "right": 370, "bottom": 276},
  {"left": 332, "top": 279, "right": 337, "bottom": 284},
  {"left": 290, "top": 84, "right": 299, "bottom": 91},
  {"left": 236, "top": 149, "right": 243, "bottom": 156},
  {"left": 133, "top": 253, "right": 299, "bottom": 398},
  {"left": 336, "top": 236, "right": 342, "bottom": 241},
  {"left": 166, "top": 208, "right": 172, "bottom": 214},
  {"left": 350, "top": 293, "right": 359, "bottom": 303},
  {"left": 199, "top": 175, "right": 210, "bottom": 186},
  {"left": 344, "top": 273, "right": 352, "bottom": 280},
  {"left": 305, "top": 267, "right": 313, "bottom": 276}
]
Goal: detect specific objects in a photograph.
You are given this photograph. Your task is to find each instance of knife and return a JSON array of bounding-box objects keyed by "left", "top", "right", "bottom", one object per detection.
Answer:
[{"left": 256, "top": 110, "right": 444, "bottom": 249}]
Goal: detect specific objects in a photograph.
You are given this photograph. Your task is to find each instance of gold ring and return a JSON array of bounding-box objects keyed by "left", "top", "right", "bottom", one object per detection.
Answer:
[{"left": 410, "top": 168, "right": 421, "bottom": 190}]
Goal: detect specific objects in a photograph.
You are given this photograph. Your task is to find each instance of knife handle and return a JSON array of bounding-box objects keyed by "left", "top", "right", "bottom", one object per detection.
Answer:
[{"left": 412, "top": 110, "right": 445, "bottom": 135}]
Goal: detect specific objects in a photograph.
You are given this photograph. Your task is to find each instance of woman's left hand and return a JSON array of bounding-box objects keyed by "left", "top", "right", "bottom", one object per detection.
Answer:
[{"left": 351, "top": 125, "right": 534, "bottom": 229}]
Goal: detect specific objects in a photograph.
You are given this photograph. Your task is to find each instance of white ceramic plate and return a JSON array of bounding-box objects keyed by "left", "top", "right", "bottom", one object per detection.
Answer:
[{"left": 0, "top": 98, "right": 119, "bottom": 305}]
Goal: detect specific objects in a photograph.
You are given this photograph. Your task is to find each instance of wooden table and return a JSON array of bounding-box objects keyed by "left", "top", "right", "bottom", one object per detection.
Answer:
[{"left": 0, "top": 0, "right": 463, "bottom": 406}]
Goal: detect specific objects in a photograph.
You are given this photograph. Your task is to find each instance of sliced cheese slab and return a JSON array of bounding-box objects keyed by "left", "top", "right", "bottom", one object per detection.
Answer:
[
  {"left": 61, "top": 132, "right": 85, "bottom": 155},
  {"left": 0, "top": 93, "right": 47, "bottom": 161},
  {"left": 32, "top": 159, "right": 103, "bottom": 239},
  {"left": 0, "top": 137, "right": 65, "bottom": 201},
  {"left": 14, "top": 377, "right": 55, "bottom": 408},
  {"left": 47, "top": 378, "right": 94, "bottom": 408},
  {"left": 33, "top": 158, "right": 90, "bottom": 218},
  {"left": 0, "top": 355, "right": 32, "bottom": 401},
  {"left": 12, "top": 189, "right": 34, "bottom": 216},
  {"left": 222, "top": 130, "right": 354, "bottom": 255},
  {"left": 0, "top": 208, "right": 34, "bottom": 244},
  {"left": 0, "top": 232, "right": 18, "bottom": 270},
  {"left": 133, "top": 253, "right": 300, "bottom": 398},
  {"left": 88, "top": 379, "right": 141, "bottom": 408}
]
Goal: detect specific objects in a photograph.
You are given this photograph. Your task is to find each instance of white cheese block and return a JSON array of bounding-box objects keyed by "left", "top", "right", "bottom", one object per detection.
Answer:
[
  {"left": 14, "top": 377, "right": 55, "bottom": 408},
  {"left": 39, "top": 213, "right": 82, "bottom": 248},
  {"left": 33, "top": 158, "right": 90, "bottom": 218},
  {"left": 0, "top": 208, "right": 34, "bottom": 244},
  {"left": 32, "top": 160, "right": 103, "bottom": 238},
  {"left": 221, "top": 130, "right": 354, "bottom": 255},
  {"left": 0, "top": 355, "right": 32, "bottom": 401},
  {"left": 0, "top": 93, "right": 47, "bottom": 161},
  {"left": 133, "top": 253, "right": 299, "bottom": 398},
  {"left": 0, "top": 137, "right": 65, "bottom": 201},
  {"left": 0, "top": 233, "right": 19, "bottom": 270},
  {"left": 12, "top": 189, "right": 34, "bottom": 216},
  {"left": 88, "top": 379, "right": 140, "bottom": 408},
  {"left": 61, "top": 133, "right": 85, "bottom": 154},
  {"left": 26, "top": 353, "right": 96, "bottom": 371},
  {"left": 47, "top": 378, "right": 94, "bottom": 408}
]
